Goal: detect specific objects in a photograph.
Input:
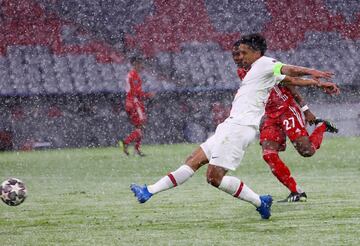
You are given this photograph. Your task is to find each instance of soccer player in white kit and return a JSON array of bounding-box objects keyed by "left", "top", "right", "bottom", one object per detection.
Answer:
[{"left": 130, "top": 33, "right": 339, "bottom": 219}]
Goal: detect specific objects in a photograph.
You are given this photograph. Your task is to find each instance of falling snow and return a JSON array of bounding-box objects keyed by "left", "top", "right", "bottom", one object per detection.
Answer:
[{"left": 0, "top": 0, "right": 359, "bottom": 150}]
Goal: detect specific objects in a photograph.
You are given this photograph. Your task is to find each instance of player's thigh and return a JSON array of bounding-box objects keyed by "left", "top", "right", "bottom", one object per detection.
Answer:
[
  {"left": 185, "top": 147, "right": 209, "bottom": 171},
  {"left": 129, "top": 112, "right": 141, "bottom": 126},
  {"left": 200, "top": 121, "right": 231, "bottom": 160},
  {"left": 128, "top": 108, "right": 146, "bottom": 126},
  {"left": 135, "top": 105, "right": 146, "bottom": 122},
  {"left": 280, "top": 106, "right": 309, "bottom": 142},
  {"left": 260, "top": 117, "right": 286, "bottom": 151},
  {"left": 202, "top": 123, "right": 256, "bottom": 171}
]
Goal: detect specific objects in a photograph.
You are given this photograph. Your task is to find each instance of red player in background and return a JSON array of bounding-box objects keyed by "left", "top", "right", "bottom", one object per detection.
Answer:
[
  {"left": 237, "top": 67, "right": 339, "bottom": 202},
  {"left": 120, "top": 57, "right": 154, "bottom": 156}
]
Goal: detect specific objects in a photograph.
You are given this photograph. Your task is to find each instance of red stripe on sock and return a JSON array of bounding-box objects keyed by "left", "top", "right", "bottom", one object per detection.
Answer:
[
  {"left": 234, "top": 181, "right": 244, "bottom": 197},
  {"left": 168, "top": 173, "right": 177, "bottom": 187}
]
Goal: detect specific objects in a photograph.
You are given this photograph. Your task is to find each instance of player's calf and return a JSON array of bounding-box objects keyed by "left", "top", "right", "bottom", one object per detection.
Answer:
[{"left": 262, "top": 150, "right": 299, "bottom": 194}]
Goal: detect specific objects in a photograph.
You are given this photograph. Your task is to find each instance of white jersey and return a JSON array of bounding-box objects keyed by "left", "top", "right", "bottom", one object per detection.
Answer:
[{"left": 227, "top": 56, "right": 285, "bottom": 128}]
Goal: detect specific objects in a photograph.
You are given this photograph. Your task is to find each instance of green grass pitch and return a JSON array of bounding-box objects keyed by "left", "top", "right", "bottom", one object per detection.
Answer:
[{"left": 0, "top": 137, "right": 359, "bottom": 245}]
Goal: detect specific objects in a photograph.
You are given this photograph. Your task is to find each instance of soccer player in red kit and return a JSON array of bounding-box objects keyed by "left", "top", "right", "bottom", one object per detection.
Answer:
[
  {"left": 120, "top": 57, "right": 154, "bottom": 156},
  {"left": 238, "top": 67, "right": 339, "bottom": 202}
]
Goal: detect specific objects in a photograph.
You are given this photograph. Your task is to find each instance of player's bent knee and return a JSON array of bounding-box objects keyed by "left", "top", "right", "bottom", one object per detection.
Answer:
[
  {"left": 206, "top": 175, "right": 221, "bottom": 187},
  {"left": 299, "top": 150, "right": 314, "bottom": 157},
  {"left": 297, "top": 146, "right": 315, "bottom": 157},
  {"left": 293, "top": 137, "right": 316, "bottom": 157},
  {"left": 206, "top": 165, "right": 226, "bottom": 187}
]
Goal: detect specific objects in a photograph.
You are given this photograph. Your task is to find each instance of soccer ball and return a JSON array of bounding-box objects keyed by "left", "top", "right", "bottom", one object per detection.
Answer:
[{"left": 0, "top": 178, "right": 27, "bottom": 206}]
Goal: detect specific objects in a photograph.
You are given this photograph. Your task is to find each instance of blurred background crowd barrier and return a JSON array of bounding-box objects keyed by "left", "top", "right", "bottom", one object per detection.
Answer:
[{"left": 0, "top": 0, "right": 359, "bottom": 150}]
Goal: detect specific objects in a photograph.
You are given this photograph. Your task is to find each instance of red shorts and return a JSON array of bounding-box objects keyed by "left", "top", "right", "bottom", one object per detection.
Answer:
[{"left": 260, "top": 105, "right": 309, "bottom": 151}]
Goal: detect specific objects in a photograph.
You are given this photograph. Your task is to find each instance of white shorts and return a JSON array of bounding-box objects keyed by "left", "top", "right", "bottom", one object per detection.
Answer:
[{"left": 200, "top": 121, "right": 257, "bottom": 171}]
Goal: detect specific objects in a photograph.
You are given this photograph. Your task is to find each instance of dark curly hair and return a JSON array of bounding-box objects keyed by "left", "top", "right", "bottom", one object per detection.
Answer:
[
  {"left": 233, "top": 33, "right": 267, "bottom": 55},
  {"left": 129, "top": 56, "right": 144, "bottom": 65}
]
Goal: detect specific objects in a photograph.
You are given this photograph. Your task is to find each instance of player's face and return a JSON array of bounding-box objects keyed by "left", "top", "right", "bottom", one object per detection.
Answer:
[
  {"left": 134, "top": 62, "right": 144, "bottom": 71},
  {"left": 232, "top": 46, "right": 243, "bottom": 68},
  {"left": 237, "top": 44, "right": 261, "bottom": 68}
]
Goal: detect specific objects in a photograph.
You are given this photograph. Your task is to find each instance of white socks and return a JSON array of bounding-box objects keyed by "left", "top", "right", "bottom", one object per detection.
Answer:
[
  {"left": 147, "top": 166, "right": 261, "bottom": 208},
  {"left": 147, "top": 165, "right": 194, "bottom": 194},
  {"left": 296, "top": 185, "right": 304, "bottom": 194},
  {"left": 218, "top": 176, "right": 261, "bottom": 207}
]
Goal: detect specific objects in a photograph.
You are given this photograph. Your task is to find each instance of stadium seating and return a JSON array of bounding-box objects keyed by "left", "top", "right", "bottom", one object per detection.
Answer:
[
  {"left": 0, "top": 0, "right": 359, "bottom": 149},
  {"left": 0, "top": 0, "right": 128, "bottom": 96},
  {"left": 1, "top": 0, "right": 359, "bottom": 96}
]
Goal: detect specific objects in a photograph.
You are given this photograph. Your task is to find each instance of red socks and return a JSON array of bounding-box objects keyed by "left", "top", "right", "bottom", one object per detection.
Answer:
[
  {"left": 263, "top": 150, "right": 298, "bottom": 193},
  {"left": 262, "top": 124, "right": 326, "bottom": 193},
  {"left": 309, "top": 123, "right": 326, "bottom": 150},
  {"left": 124, "top": 128, "right": 142, "bottom": 149}
]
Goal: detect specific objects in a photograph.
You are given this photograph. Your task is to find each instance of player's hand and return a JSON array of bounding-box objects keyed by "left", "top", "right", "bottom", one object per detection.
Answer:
[
  {"left": 318, "top": 81, "right": 340, "bottom": 95},
  {"left": 311, "top": 70, "right": 334, "bottom": 80},
  {"left": 304, "top": 110, "right": 316, "bottom": 126}
]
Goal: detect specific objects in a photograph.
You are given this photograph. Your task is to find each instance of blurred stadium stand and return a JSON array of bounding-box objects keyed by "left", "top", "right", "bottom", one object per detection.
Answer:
[{"left": 0, "top": 0, "right": 359, "bottom": 149}]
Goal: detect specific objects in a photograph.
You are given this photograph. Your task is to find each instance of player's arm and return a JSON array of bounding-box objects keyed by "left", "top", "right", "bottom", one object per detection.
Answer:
[
  {"left": 281, "top": 65, "right": 334, "bottom": 79},
  {"left": 285, "top": 85, "right": 316, "bottom": 124},
  {"left": 285, "top": 85, "right": 306, "bottom": 107},
  {"left": 273, "top": 62, "right": 340, "bottom": 94},
  {"left": 281, "top": 76, "right": 340, "bottom": 95}
]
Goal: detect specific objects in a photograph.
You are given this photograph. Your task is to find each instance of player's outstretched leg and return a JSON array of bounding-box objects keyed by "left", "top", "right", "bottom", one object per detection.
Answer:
[
  {"left": 218, "top": 176, "right": 273, "bottom": 219},
  {"left": 130, "top": 147, "right": 207, "bottom": 204},
  {"left": 130, "top": 165, "right": 195, "bottom": 203},
  {"left": 208, "top": 166, "right": 273, "bottom": 219}
]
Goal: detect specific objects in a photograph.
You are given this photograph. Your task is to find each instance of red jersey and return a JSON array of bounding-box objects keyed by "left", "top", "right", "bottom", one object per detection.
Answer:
[
  {"left": 237, "top": 68, "right": 296, "bottom": 118},
  {"left": 237, "top": 67, "right": 247, "bottom": 81},
  {"left": 125, "top": 69, "right": 151, "bottom": 112},
  {"left": 265, "top": 85, "right": 297, "bottom": 118}
]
